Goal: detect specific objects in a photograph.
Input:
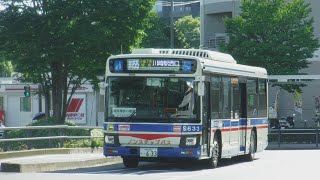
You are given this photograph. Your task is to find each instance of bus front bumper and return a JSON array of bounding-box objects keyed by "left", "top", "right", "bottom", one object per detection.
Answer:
[{"left": 104, "top": 146, "right": 202, "bottom": 159}]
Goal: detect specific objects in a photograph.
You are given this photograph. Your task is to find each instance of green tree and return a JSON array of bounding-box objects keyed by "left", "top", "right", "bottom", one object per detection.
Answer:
[
  {"left": 140, "top": 11, "right": 170, "bottom": 48},
  {"left": 175, "top": 15, "right": 200, "bottom": 49},
  {"left": 221, "top": 0, "right": 319, "bottom": 77},
  {"left": 0, "top": 59, "right": 13, "bottom": 77},
  {"left": 0, "top": 0, "right": 155, "bottom": 124}
]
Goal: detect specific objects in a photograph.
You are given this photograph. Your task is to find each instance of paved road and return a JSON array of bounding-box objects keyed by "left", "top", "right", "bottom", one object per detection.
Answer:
[{"left": 0, "top": 150, "right": 319, "bottom": 180}]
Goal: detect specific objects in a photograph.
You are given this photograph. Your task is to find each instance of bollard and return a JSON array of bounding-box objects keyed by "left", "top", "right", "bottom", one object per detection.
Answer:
[
  {"left": 317, "top": 126, "right": 319, "bottom": 148},
  {"left": 49, "top": 128, "right": 52, "bottom": 148},
  {"left": 59, "top": 128, "right": 65, "bottom": 148},
  {"left": 278, "top": 128, "right": 281, "bottom": 148},
  {"left": 3, "top": 130, "right": 7, "bottom": 152},
  {"left": 26, "top": 129, "right": 32, "bottom": 150}
]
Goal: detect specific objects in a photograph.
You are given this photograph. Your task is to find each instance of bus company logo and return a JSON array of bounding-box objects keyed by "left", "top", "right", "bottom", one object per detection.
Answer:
[
  {"left": 67, "top": 98, "right": 84, "bottom": 113},
  {"left": 173, "top": 126, "right": 181, "bottom": 132},
  {"left": 119, "top": 125, "right": 130, "bottom": 131},
  {"left": 128, "top": 139, "right": 171, "bottom": 146}
]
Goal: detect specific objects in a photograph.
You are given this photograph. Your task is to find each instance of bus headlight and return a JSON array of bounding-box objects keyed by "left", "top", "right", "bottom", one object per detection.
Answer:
[
  {"left": 185, "top": 137, "right": 197, "bottom": 146},
  {"left": 105, "top": 135, "right": 115, "bottom": 144}
]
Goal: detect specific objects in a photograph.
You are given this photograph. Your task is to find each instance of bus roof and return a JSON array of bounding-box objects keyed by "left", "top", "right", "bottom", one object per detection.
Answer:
[
  {"left": 201, "top": 58, "right": 268, "bottom": 79},
  {"left": 107, "top": 49, "right": 267, "bottom": 79},
  {"left": 132, "top": 48, "right": 237, "bottom": 64}
]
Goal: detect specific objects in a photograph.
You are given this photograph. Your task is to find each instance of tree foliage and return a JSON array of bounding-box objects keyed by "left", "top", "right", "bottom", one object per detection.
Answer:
[
  {"left": 221, "top": 0, "right": 319, "bottom": 76},
  {"left": 139, "top": 10, "right": 170, "bottom": 48},
  {"left": 140, "top": 14, "right": 200, "bottom": 49},
  {"left": 175, "top": 15, "right": 200, "bottom": 49},
  {"left": 0, "top": 0, "right": 155, "bottom": 124},
  {"left": 0, "top": 54, "right": 13, "bottom": 77}
]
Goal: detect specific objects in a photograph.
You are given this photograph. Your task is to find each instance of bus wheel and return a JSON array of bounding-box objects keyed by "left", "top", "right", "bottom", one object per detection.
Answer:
[
  {"left": 207, "top": 136, "right": 220, "bottom": 168},
  {"left": 123, "top": 157, "right": 139, "bottom": 168},
  {"left": 245, "top": 130, "right": 256, "bottom": 161}
]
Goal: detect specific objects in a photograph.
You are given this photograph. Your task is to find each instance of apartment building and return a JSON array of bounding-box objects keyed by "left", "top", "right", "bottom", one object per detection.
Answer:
[{"left": 200, "top": 0, "right": 320, "bottom": 126}]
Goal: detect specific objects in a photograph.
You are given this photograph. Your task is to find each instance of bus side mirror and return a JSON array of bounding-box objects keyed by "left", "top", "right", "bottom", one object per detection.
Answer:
[
  {"left": 99, "top": 82, "right": 108, "bottom": 95},
  {"left": 197, "top": 82, "right": 204, "bottom": 96}
]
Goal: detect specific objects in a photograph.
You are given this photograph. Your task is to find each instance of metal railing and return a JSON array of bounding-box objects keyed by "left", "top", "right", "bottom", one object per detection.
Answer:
[
  {"left": 0, "top": 125, "right": 103, "bottom": 152},
  {"left": 268, "top": 127, "right": 320, "bottom": 148}
]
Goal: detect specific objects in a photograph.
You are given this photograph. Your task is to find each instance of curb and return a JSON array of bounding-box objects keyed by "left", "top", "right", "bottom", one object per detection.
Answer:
[
  {"left": 0, "top": 148, "right": 123, "bottom": 172},
  {"left": 0, "top": 148, "right": 102, "bottom": 159},
  {"left": 266, "top": 143, "right": 320, "bottom": 150},
  {"left": 1, "top": 156, "right": 122, "bottom": 173}
]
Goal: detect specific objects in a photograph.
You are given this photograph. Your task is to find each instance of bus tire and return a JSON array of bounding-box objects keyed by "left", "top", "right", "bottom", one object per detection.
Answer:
[
  {"left": 123, "top": 157, "right": 139, "bottom": 168},
  {"left": 207, "top": 136, "right": 220, "bottom": 168},
  {"left": 244, "top": 130, "right": 256, "bottom": 161}
]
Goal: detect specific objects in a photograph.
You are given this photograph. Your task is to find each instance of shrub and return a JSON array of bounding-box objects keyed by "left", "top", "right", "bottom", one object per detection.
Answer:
[{"left": 0, "top": 117, "right": 103, "bottom": 152}]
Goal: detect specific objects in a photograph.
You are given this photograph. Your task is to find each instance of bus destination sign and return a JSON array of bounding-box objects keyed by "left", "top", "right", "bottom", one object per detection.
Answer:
[{"left": 127, "top": 59, "right": 180, "bottom": 71}]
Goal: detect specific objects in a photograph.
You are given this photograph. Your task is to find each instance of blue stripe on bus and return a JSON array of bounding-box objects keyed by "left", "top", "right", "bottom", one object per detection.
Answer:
[
  {"left": 216, "top": 118, "right": 268, "bottom": 127},
  {"left": 250, "top": 118, "right": 268, "bottom": 125},
  {"left": 222, "top": 120, "right": 231, "bottom": 127},
  {"left": 204, "top": 65, "right": 256, "bottom": 74},
  {"left": 239, "top": 119, "right": 247, "bottom": 126},
  {"left": 104, "top": 118, "right": 268, "bottom": 132},
  {"left": 124, "top": 124, "right": 173, "bottom": 132},
  {"left": 106, "top": 124, "right": 202, "bottom": 133},
  {"left": 231, "top": 121, "right": 239, "bottom": 127},
  {"left": 240, "top": 146, "right": 246, "bottom": 151}
]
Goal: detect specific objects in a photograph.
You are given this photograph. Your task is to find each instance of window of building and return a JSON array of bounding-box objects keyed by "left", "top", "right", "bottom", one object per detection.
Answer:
[
  {"left": 20, "top": 97, "right": 31, "bottom": 112},
  {"left": 0, "top": 97, "right": 3, "bottom": 110}
]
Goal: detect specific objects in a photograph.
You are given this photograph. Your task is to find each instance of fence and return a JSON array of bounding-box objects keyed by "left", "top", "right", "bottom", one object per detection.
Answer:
[
  {"left": 268, "top": 128, "right": 320, "bottom": 148},
  {"left": 0, "top": 125, "right": 103, "bottom": 152}
]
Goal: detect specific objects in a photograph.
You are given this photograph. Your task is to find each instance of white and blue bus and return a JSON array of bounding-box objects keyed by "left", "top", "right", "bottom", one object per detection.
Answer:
[{"left": 103, "top": 49, "right": 268, "bottom": 168}]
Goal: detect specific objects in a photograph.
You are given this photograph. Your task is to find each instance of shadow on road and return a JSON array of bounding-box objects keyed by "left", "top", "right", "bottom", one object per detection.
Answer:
[{"left": 51, "top": 156, "right": 257, "bottom": 174}]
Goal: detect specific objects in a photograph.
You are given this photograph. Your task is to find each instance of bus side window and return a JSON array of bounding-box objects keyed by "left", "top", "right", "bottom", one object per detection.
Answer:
[
  {"left": 210, "top": 76, "right": 221, "bottom": 119},
  {"left": 258, "top": 79, "right": 267, "bottom": 117},
  {"left": 222, "top": 77, "right": 231, "bottom": 119},
  {"left": 247, "top": 79, "right": 258, "bottom": 118}
]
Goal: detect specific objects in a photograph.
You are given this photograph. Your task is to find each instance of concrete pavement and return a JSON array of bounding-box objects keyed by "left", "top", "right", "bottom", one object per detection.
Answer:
[{"left": 0, "top": 148, "right": 122, "bottom": 173}]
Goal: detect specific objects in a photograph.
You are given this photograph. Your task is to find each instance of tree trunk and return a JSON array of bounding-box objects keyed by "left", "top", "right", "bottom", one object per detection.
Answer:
[
  {"left": 43, "top": 84, "right": 51, "bottom": 118},
  {"left": 51, "top": 61, "right": 64, "bottom": 124}
]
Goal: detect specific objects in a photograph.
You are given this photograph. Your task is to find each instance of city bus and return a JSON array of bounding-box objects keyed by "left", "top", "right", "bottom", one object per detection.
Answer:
[{"left": 102, "top": 48, "right": 268, "bottom": 168}]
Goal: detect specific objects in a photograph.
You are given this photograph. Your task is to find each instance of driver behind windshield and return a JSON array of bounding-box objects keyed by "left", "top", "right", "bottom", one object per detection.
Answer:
[{"left": 176, "top": 81, "right": 194, "bottom": 116}]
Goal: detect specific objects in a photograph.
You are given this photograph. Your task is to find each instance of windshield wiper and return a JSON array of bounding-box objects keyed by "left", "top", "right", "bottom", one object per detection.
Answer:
[
  {"left": 164, "top": 112, "right": 172, "bottom": 123},
  {"left": 127, "top": 110, "right": 136, "bottom": 122}
]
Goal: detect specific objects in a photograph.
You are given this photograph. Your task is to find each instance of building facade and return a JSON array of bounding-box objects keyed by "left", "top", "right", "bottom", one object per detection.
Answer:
[
  {"left": 0, "top": 78, "right": 105, "bottom": 127},
  {"left": 200, "top": 0, "right": 320, "bottom": 50},
  {"left": 200, "top": 0, "right": 320, "bottom": 126},
  {"left": 155, "top": 0, "right": 200, "bottom": 19}
]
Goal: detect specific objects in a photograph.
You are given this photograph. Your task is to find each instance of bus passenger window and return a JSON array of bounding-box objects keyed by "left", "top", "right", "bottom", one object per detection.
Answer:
[
  {"left": 222, "top": 77, "right": 231, "bottom": 119},
  {"left": 258, "top": 79, "right": 267, "bottom": 117},
  {"left": 211, "top": 76, "right": 221, "bottom": 119},
  {"left": 247, "top": 79, "right": 258, "bottom": 118}
]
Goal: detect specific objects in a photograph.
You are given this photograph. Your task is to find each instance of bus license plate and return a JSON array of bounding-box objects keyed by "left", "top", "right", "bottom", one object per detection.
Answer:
[{"left": 140, "top": 148, "right": 158, "bottom": 157}]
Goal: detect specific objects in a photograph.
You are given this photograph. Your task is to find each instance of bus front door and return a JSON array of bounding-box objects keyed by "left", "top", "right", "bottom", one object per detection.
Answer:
[
  {"left": 239, "top": 82, "right": 248, "bottom": 153},
  {"left": 201, "top": 82, "right": 211, "bottom": 156}
]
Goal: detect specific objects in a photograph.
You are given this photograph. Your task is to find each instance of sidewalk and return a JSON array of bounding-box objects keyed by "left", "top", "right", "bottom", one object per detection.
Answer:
[
  {"left": 0, "top": 148, "right": 122, "bottom": 173},
  {"left": 266, "top": 143, "right": 320, "bottom": 150}
]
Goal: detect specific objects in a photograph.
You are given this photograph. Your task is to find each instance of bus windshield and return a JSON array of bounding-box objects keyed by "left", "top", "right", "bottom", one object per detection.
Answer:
[{"left": 106, "top": 77, "right": 199, "bottom": 123}]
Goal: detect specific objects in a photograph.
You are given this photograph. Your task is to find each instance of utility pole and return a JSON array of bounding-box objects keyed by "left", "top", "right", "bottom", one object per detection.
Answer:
[{"left": 170, "top": 0, "right": 174, "bottom": 48}]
